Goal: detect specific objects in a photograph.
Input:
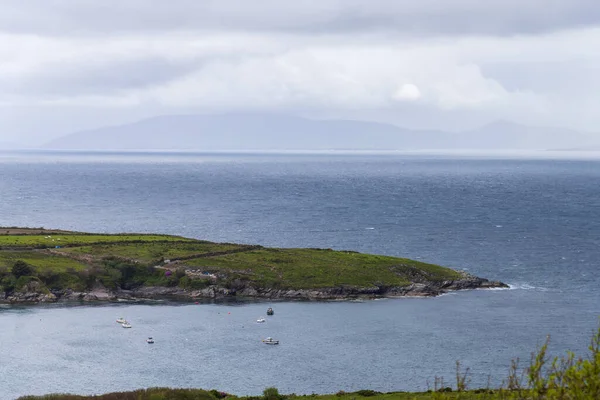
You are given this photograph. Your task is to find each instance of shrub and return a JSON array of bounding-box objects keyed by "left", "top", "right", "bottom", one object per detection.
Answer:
[
  {"left": 76, "top": 269, "right": 97, "bottom": 290},
  {"left": 179, "top": 276, "right": 210, "bottom": 290},
  {"left": 178, "top": 276, "right": 192, "bottom": 288},
  {"left": 208, "top": 389, "right": 228, "bottom": 399},
  {"left": 15, "top": 275, "right": 41, "bottom": 291},
  {"left": 263, "top": 387, "right": 283, "bottom": 400},
  {"left": 174, "top": 268, "right": 187, "bottom": 280},
  {"left": 354, "top": 390, "right": 380, "bottom": 397},
  {"left": 1, "top": 275, "right": 16, "bottom": 294},
  {"left": 42, "top": 271, "right": 86, "bottom": 292},
  {"left": 98, "top": 268, "right": 122, "bottom": 289},
  {"left": 165, "top": 276, "right": 180, "bottom": 287},
  {"left": 519, "top": 325, "right": 600, "bottom": 399},
  {"left": 12, "top": 260, "right": 34, "bottom": 278}
]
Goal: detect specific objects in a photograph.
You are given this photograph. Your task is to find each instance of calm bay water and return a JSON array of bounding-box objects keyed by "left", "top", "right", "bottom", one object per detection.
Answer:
[{"left": 0, "top": 151, "right": 599, "bottom": 399}]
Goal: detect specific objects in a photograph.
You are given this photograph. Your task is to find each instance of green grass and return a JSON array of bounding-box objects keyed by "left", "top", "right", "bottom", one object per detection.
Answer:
[
  {"left": 60, "top": 241, "right": 249, "bottom": 263},
  {"left": 0, "top": 234, "right": 195, "bottom": 248},
  {"left": 0, "top": 250, "right": 88, "bottom": 272},
  {"left": 0, "top": 229, "right": 469, "bottom": 295},
  {"left": 182, "top": 248, "right": 463, "bottom": 289}
]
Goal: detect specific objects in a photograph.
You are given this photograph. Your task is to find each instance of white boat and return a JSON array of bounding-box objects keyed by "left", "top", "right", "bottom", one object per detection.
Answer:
[
  {"left": 147, "top": 337, "right": 154, "bottom": 344},
  {"left": 257, "top": 317, "right": 266, "bottom": 323},
  {"left": 116, "top": 317, "right": 126, "bottom": 324},
  {"left": 262, "top": 337, "right": 279, "bottom": 345},
  {"left": 121, "top": 322, "right": 132, "bottom": 328}
]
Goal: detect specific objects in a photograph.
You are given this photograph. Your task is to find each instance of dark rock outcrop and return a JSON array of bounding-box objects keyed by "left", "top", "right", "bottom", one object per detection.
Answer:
[{"left": 0, "top": 275, "right": 508, "bottom": 304}]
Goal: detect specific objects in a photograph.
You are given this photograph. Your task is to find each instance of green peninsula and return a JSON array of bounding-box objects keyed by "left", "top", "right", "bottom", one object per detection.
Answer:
[{"left": 0, "top": 228, "right": 506, "bottom": 303}]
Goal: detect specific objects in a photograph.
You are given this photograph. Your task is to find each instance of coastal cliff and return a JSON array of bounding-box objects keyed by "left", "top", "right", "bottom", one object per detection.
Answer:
[{"left": 2, "top": 274, "right": 507, "bottom": 303}]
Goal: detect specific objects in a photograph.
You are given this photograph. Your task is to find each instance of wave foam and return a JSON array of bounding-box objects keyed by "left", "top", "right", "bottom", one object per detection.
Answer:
[{"left": 508, "top": 283, "right": 549, "bottom": 291}]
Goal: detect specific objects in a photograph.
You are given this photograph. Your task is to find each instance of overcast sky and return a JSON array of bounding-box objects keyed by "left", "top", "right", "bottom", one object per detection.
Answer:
[{"left": 1, "top": 0, "right": 599, "bottom": 145}]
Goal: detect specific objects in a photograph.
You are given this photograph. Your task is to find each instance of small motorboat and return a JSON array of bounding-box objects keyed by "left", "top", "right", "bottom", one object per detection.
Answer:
[
  {"left": 257, "top": 317, "right": 266, "bottom": 323},
  {"left": 262, "top": 337, "right": 279, "bottom": 345},
  {"left": 116, "top": 317, "right": 126, "bottom": 324},
  {"left": 147, "top": 337, "right": 154, "bottom": 344},
  {"left": 121, "top": 322, "right": 132, "bottom": 328},
  {"left": 266, "top": 307, "right": 274, "bottom": 315}
]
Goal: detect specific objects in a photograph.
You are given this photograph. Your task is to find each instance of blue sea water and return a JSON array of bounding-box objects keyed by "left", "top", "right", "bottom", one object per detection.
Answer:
[{"left": 0, "top": 150, "right": 599, "bottom": 399}]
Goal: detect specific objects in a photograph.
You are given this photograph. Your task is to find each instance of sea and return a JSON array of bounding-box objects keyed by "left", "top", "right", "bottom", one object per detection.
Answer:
[{"left": 0, "top": 150, "right": 599, "bottom": 399}]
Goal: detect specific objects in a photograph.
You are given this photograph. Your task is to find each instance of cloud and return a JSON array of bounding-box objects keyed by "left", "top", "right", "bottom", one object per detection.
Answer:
[
  {"left": 0, "top": 1, "right": 599, "bottom": 142},
  {"left": 1, "top": 0, "right": 599, "bottom": 37},
  {"left": 393, "top": 84, "right": 422, "bottom": 101},
  {"left": 0, "top": 30, "right": 551, "bottom": 111}
]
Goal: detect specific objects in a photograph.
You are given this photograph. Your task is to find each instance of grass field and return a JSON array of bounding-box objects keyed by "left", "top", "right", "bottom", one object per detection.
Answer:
[
  {"left": 0, "top": 228, "right": 472, "bottom": 296},
  {"left": 0, "top": 234, "right": 195, "bottom": 248},
  {"left": 183, "top": 248, "right": 462, "bottom": 289},
  {"left": 59, "top": 241, "right": 251, "bottom": 263},
  {"left": 0, "top": 250, "right": 88, "bottom": 272}
]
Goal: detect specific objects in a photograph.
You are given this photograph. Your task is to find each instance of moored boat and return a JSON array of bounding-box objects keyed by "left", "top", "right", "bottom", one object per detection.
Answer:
[
  {"left": 262, "top": 337, "right": 279, "bottom": 345},
  {"left": 116, "top": 317, "right": 126, "bottom": 323},
  {"left": 147, "top": 337, "right": 154, "bottom": 344},
  {"left": 257, "top": 317, "right": 266, "bottom": 323},
  {"left": 121, "top": 322, "right": 132, "bottom": 328}
]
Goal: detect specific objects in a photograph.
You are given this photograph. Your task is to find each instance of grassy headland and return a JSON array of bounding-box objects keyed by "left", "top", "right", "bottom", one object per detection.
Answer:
[{"left": 0, "top": 228, "right": 506, "bottom": 303}]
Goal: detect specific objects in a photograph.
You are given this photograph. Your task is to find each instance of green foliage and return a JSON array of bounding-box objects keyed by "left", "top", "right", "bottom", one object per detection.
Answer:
[
  {"left": 174, "top": 268, "right": 187, "bottom": 280},
  {"left": 12, "top": 260, "right": 33, "bottom": 277},
  {"left": 98, "top": 257, "right": 170, "bottom": 290},
  {"left": 455, "top": 361, "right": 470, "bottom": 392},
  {"left": 0, "top": 274, "right": 16, "bottom": 293},
  {"left": 355, "top": 390, "right": 382, "bottom": 397},
  {"left": 509, "top": 324, "right": 600, "bottom": 399},
  {"left": 61, "top": 241, "right": 248, "bottom": 263},
  {"left": 209, "top": 390, "right": 229, "bottom": 399},
  {"left": 263, "top": 387, "right": 284, "bottom": 400},
  {"left": 0, "top": 228, "right": 470, "bottom": 296},
  {"left": 15, "top": 275, "right": 40, "bottom": 290},
  {"left": 0, "top": 233, "right": 195, "bottom": 249},
  {"left": 179, "top": 276, "right": 210, "bottom": 290},
  {"left": 0, "top": 251, "right": 87, "bottom": 272},
  {"left": 40, "top": 270, "right": 87, "bottom": 292},
  {"left": 183, "top": 248, "right": 461, "bottom": 289}
]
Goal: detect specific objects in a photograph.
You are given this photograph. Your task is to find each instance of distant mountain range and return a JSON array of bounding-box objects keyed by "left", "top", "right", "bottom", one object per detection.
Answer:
[{"left": 41, "top": 113, "right": 600, "bottom": 151}]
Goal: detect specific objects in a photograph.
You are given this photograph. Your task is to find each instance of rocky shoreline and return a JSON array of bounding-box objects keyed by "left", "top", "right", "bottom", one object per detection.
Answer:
[{"left": 0, "top": 275, "right": 508, "bottom": 304}]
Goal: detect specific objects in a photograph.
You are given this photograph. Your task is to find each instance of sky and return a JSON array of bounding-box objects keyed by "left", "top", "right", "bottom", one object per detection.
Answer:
[{"left": 1, "top": 0, "right": 599, "bottom": 145}]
